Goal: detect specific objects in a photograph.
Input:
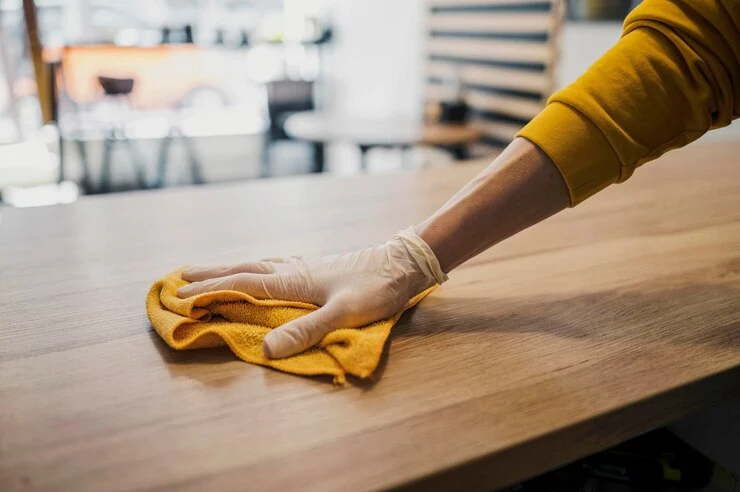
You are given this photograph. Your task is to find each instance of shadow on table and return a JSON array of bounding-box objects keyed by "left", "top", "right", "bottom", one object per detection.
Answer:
[
  {"left": 392, "top": 277, "right": 740, "bottom": 350},
  {"left": 148, "top": 329, "right": 245, "bottom": 388}
]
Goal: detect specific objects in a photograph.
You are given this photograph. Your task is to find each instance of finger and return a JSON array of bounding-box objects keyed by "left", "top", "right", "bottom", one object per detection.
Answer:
[
  {"left": 263, "top": 301, "right": 346, "bottom": 359},
  {"left": 178, "top": 272, "right": 287, "bottom": 299},
  {"left": 181, "top": 262, "right": 275, "bottom": 282}
]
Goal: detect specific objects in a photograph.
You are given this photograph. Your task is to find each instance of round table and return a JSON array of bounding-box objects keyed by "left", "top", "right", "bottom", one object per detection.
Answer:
[{"left": 283, "top": 111, "right": 481, "bottom": 172}]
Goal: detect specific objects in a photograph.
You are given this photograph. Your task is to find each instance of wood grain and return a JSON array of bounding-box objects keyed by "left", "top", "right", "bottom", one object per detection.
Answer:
[
  {"left": 1, "top": 140, "right": 740, "bottom": 491},
  {"left": 427, "top": 38, "right": 553, "bottom": 65}
]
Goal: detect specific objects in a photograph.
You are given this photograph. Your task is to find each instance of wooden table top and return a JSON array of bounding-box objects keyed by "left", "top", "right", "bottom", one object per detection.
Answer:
[
  {"left": 2, "top": 140, "right": 740, "bottom": 491},
  {"left": 284, "top": 110, "right": 480, "bottom": 146}
]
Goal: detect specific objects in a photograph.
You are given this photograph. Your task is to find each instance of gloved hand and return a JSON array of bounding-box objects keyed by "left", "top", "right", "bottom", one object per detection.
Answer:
[{"left": 177, "top": 227, "right": 448, "bottom": 359}]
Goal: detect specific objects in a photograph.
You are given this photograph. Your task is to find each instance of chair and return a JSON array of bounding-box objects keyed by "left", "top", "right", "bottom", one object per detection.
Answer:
[
  {"left": 425, "top": 0, "right": 565, "bottom": 157},
  {"left": 264, "top": 79, "right": 317, "bottom": 175}
]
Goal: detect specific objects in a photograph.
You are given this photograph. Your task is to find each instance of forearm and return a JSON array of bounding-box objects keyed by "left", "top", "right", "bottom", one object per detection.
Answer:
[
  {"left": 417, "top": 137, "right": 569, "bottom": 273},
  {"left": 520, "top": 0, "right": 740, "bottom": 204},
  {"left": 420, "top": 0, "right": 740, "bottom": 274}
]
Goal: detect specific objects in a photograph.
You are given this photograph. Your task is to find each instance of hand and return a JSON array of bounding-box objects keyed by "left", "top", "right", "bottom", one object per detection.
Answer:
[{"left": 177, "top": 228, "right": 447, "bottom": 359}]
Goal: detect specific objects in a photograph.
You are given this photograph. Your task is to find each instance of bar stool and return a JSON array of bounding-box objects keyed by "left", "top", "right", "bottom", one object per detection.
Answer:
[{"left": 97, "top": 76, "right": 148, "bottom": 193}]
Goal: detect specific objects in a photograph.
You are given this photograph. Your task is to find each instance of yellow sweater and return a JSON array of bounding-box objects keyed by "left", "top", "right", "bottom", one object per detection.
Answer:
[{"left": 519, "top": 0, "right": 740, "bottom": 205}]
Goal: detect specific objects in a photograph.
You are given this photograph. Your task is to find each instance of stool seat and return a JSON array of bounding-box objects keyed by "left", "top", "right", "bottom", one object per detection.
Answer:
[{"left": 98, "top": 77, "right": 134, "bottom": 96}]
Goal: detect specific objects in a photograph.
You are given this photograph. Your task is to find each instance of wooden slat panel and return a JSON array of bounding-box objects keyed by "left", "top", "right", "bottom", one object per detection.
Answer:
[
  {"left": 428, "top": 78, "right": 543, "bottom": 99},
  {"left": 428, "top": 12, "right": 552, "bottom": 33},
  {"left": 471, "top": 108, "right": 531, "bottom": 126},
  {"left": 427, "top": 61, "right": 549, "bottom": 92},
  {"left": 469, "top": 141, "right": 505, "bottom": 157},
  {"left": 427, "top": 84, "right": 544, "bottom": 120},
  {"left": 428, "top": 38, "right": 552, "bottom": 64},
  {"left": 470, "top": 117, "right": 522, "bottom": 141},
  {"left": 429, "top": 0, "right": 553, "bottom": 7},
  {"left": 465, "top": 88, "right": 544, "bottom": 118},
  {"left": 428, "top": 54, "right": 546, "bottom": 71},
  {"left": 424, "top": 1, "right": 558, "bottom": 128},
  {"left": 429, "top": 31, "right": 549, "bottom": 42}
]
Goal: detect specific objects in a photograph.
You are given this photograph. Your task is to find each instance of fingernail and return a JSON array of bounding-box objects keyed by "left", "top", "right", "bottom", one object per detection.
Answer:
[{"left": 177, "top": 286, "right": 191, "bottom": 298}]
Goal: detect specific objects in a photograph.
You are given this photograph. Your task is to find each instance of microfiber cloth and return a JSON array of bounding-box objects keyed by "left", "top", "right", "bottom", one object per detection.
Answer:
[{"left": 147, "top": 269, "right": 434, "bottom": 383}]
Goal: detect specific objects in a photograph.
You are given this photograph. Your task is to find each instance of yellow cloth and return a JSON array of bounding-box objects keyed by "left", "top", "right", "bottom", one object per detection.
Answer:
[
  {"left": 519, "top": 0, "right": 740, "bottom": 204},
  {"left": 147, "top": 269, "right": 433, "bottom": 384}
]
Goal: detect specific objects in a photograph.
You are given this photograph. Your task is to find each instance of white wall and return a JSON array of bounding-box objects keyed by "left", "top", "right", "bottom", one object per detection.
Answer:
[
  {"left": 323, "top": 16, "right": 624, "bottom": 117},
  {"left": 325, "top": 15, "right": 625, "bottom": 119},
  {"left": 325, "top": 0, "right": 425, "bottom": 119},
  {"left": 557, "top": 22, "right": 622, "bottom": 88}
]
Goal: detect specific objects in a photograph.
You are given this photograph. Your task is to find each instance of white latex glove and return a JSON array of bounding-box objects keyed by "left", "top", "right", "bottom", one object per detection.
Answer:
[{"left": 177, "top": 227, "right": 448, "bottom": 359}]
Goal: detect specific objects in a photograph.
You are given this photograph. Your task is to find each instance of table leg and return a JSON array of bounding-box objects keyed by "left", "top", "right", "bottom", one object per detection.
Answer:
[
  {"left": 261, "top": 133, "right": 272, "bottom": 178},
  {"left": 312, "top": 142, "right": 325, "bottom": 173},
  {"left": 401, "top": 144, "right": 412, "bottom": 170},
  {"left": 359, "top": 144, "right": 371, "bottom": 171}
]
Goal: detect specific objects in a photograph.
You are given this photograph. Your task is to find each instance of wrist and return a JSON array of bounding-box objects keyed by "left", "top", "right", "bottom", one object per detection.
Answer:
[
  {"left": 416, "top": 220, "right": 454, "bottom": 274},
  {"left": 394, "top": 227, "right": 448, "bottom": 287}
]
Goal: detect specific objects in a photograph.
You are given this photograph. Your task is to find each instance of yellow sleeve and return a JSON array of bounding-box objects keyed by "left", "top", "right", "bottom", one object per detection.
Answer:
[{"left": 518, "top": 0, "right": 740, "bottom": 205}]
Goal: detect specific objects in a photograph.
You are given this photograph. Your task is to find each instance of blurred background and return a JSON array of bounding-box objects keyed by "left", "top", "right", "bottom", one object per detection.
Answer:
[{"left": 0, "top": 0, "right": 735, "bottom": 207}]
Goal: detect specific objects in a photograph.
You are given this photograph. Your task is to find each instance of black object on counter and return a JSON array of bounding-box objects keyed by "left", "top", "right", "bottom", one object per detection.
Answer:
[{"left": 439, "top": 100, "right": 469, "bottom": 124}]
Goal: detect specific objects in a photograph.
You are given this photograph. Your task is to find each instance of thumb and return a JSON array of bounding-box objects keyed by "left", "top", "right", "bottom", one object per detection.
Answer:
[{"left": 263, "top": 301, "right": 346, "bottom": 359}]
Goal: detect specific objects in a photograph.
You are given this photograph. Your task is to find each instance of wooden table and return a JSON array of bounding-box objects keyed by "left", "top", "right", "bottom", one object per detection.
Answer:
[
  {"left": 2, "top": 140, "right": 740, "bottom": 491},
  {"left": 283, "top": 111, "right": 481, "bottom": 171}
]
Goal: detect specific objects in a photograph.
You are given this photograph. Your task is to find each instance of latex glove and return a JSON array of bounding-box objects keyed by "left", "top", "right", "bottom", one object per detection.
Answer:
[{"left": 177, "top": 227, "right": 448, "bottom": 359}]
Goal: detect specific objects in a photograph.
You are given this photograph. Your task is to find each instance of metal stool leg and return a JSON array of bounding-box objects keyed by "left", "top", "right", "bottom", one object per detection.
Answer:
[
  {"left": 155, "top": 133, "right": 173, "bottom": 188},
  {"left": 180, "top": 132, "right": 205, "bottom": 185},
  {"left": 359, "top": 144, "right": 371, "bottom": 171},
  {"left": 99, "top": 133, "right": 115, "bottom": 193},
  {"left": 74, "top": 139, "right": 94, "bottom": 193},
  {"left": 312, "top": 142, "right": 325, "bottom": 173},
  {"left": 123, "top": 137, "right": 149, "bottom": 189},
  {"left": 261, "top": 133, "right": 273, "bottom": 178}
]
